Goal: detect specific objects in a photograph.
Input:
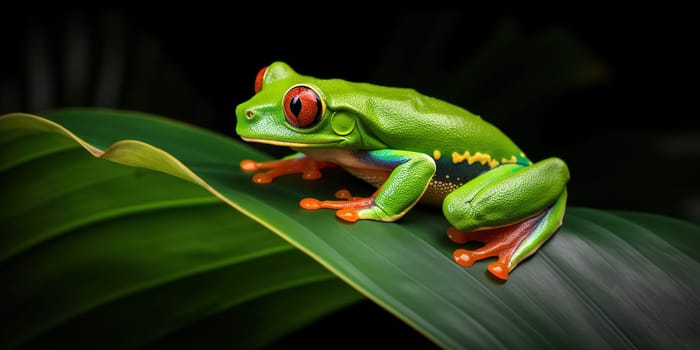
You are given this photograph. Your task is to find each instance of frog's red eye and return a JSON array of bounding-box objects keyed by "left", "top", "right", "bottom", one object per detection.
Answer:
[
  {"left": 283, "top": 85, "right": 324, "bottom": 129},
  {"left": 254, "top": 66, "right": 268, "bottom": 93}
]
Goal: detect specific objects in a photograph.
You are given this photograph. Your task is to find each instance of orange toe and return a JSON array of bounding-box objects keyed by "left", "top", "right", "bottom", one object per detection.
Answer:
[
  {"left": 302, "top": 170, "right": 322, "bottom": 180},
  {"left": 453, "top": 249, "right": 476, "bottom": 267},
  {"left": 336, "top": 209, "right": 359, "bottom": 223},
  {"left": 240, "top": 159, "right": 258, "bottom": 171},
  {"left": 300, "top": 198, "right": 322, "bottom": 210},
  {"left": 252, "top": 173, "right": 273, "bottom": 184},
  {"left": 334, "top": 189, "right": 353, "bottom": 199},
  {"left": 447, "top": 227, "right": 470, "bottom": 244},
  {"left": 488, "top": 262, "right": 510, "bottom": 280}
]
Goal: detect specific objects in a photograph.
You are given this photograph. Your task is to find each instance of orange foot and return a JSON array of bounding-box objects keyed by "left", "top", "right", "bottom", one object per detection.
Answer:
[
  {"left": 240, "top": 157, "right": 335, "bottom": 184},
  {"left": 300, "top": 189, "right": 378, "bottom": 223},
  {"left": 448, "top": 213, "right": 544, "bottom": 280}
]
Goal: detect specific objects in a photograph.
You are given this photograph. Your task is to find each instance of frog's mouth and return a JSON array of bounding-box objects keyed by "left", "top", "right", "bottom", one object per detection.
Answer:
[{"left": 240, "top": 137, "right": 339, "bottom": 148}]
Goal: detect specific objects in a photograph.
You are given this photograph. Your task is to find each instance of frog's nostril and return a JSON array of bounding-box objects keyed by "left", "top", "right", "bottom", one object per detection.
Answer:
[{"left": 246, "top": 110, "right": 254, "bottom": 119}]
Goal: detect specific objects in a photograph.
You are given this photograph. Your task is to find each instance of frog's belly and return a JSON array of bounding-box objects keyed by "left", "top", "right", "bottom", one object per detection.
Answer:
[
  {"left": 342, "top": 167, "right": 389, "bottom": 189},
  {"left": 299, "top": 148, "right": 467, "bottom": 207},
  {"left": 341, "top": 166, "right": 458, "bottom": 207},
  {"left": 422, "top": 178, "right": 462, "bottom": 206}
]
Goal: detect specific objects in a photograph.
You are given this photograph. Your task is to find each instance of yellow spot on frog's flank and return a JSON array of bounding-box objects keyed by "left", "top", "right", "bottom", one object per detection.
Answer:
[
  {"left": 452, "top": 151, "right": 500, "bottom": 168},
  {"left": 445, "top": 174, "right": 450, "bottom": 179},
  {"left": 501, "top": 155, "right": 517, "bottom": 164},
  {"left": 433, "top": 150, "right": 441, "bottom": 160}
]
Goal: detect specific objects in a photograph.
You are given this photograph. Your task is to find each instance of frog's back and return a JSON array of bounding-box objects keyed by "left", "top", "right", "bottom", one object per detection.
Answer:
[
  {"left": 325, "top": 80, "right": 529, "bottom": 159},
  {"left": 321, "top": 80, "right": 531, "bottom": 205}
]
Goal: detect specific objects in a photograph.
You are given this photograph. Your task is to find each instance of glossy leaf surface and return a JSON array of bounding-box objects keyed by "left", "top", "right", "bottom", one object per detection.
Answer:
[{"left": 1, "top": 110, "right": 698, "bottom": 349}]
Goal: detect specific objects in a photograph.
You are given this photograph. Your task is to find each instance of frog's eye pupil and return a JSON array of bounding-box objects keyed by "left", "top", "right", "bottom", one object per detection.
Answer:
[
  {"left": 289, "top": 96, "right": 302, "bottom": 116},
  {"left": 283, "top": 85, "right": 324, "bottom": 129},
  {"left": 254, "top": 66, "right": 268, "bottom": 93}
]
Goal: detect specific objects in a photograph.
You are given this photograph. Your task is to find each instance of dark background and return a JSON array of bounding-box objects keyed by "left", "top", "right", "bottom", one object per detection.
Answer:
[
  {"left": 2, "top": 5, "right": 698, "bottom": 348},
  {"left": 2, "top": 6, "right": 697, "bottom": 223}
]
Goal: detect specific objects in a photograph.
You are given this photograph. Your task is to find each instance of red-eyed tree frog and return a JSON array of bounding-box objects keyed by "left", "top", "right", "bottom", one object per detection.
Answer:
[{"left": 235, "top": 61, "right": 569, "bottom": 280}]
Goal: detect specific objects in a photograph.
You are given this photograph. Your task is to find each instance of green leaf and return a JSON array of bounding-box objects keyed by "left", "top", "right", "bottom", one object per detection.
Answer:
[
  {"left": 2, "top": 109, "right": 699, "bottom": 349},
  {"left": 0, "top": 114, "right": 362, "bottom": 349}
]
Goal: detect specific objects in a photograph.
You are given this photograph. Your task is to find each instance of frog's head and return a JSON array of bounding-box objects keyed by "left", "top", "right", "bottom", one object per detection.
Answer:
[{"left": 235, "top": 61, "right": 384, "bottom": 149}]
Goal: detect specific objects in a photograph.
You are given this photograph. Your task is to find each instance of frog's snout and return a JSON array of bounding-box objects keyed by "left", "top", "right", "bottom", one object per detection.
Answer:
[{"left": 235, "top": 102, "right": 255, "bottom": 121}]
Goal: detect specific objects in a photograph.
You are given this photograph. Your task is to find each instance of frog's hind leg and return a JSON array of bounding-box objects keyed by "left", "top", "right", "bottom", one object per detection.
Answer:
[
  {"left": 449, "top": 191, "right": 567, "bottom": 280},
  {"left": 443, "top": 157, "right": 569, "bottom": 280}
]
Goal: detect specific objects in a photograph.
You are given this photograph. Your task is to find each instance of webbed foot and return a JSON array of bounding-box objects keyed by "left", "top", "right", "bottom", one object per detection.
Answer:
[
  {"left": 449, "top": 212, "right": 545, "bottom": 280},
  {"left": 300, "top": 189, "right": 381, "bottom": 223},
  {"left": 240, "top": 157, "right": 335, "bottom": 184}
]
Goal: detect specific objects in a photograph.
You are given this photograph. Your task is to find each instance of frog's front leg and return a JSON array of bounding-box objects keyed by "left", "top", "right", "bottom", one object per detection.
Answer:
[
  {"left": 445, "top": 157, "right": 569, "bottom": 280},
  {"left": 300, "top": 149, "right": 436, "bottom": 223},
  {"left": 240, "top": 152, "right": 336, "bottom": 184}
]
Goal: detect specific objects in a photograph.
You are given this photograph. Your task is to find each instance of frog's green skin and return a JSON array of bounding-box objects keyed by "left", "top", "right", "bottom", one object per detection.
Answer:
[{"left": 235, "top": 61, "right": 569, "bottom": 280}]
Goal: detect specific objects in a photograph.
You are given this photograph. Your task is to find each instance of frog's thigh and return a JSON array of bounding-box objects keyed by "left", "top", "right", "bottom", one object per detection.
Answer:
[{"left": 443, "top": 157, "right": 569, "bottom": 231}]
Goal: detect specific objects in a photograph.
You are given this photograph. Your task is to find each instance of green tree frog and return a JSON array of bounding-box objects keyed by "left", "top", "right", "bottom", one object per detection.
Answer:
[{"left": 235, "top": 61, "right": 569, "bottom": 280}]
